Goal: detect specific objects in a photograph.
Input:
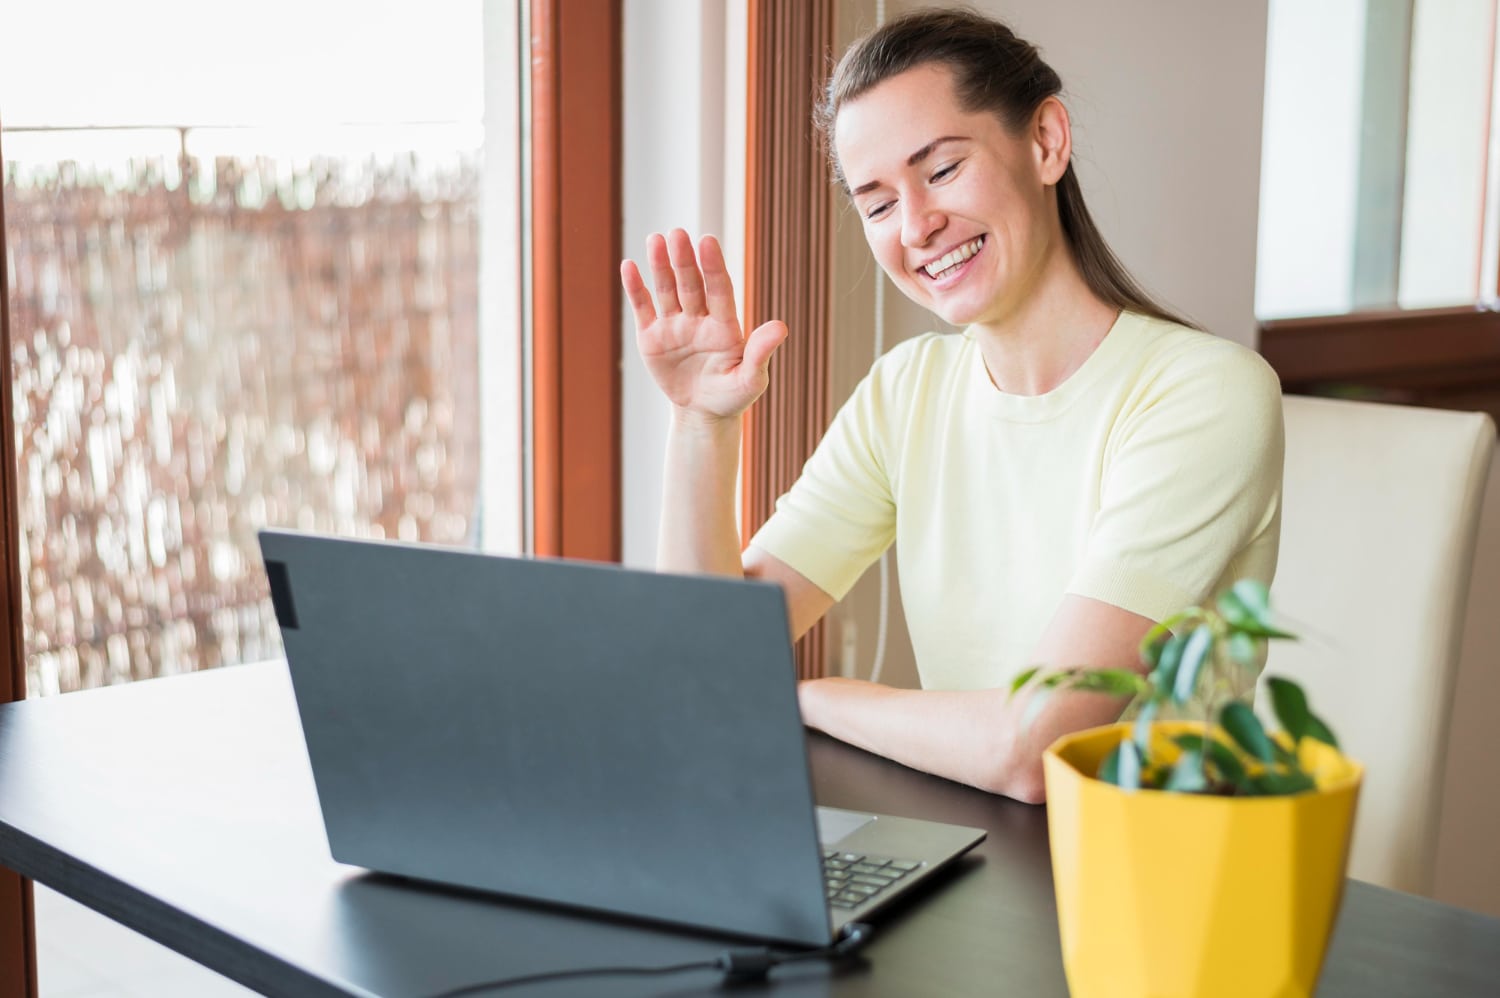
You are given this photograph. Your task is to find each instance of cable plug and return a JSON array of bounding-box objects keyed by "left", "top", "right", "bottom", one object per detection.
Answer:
[
  {"left": 714, "top": 948, "right": 779, "bottom": 984},
  {"left": 834, "top": 922, "right": 874, "bottom": 956}
]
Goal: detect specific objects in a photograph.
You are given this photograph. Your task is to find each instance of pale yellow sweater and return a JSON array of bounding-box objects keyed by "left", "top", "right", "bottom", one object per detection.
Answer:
[{"left": 750, "top": 311, "right": 1284, "bottom": 692}]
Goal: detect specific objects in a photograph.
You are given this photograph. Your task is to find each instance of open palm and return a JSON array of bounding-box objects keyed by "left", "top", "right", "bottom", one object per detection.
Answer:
[{"left": 621, "top": 229, "right": 788, "bottom": 420}]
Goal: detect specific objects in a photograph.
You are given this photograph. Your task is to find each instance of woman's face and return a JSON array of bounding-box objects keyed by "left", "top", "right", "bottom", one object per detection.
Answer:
[{"left": 834, "top": 63, "right": 1066, "bottom": 329}]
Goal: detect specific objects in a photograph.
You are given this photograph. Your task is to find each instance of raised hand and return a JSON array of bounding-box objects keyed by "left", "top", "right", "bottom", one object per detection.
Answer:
[{"left": 620, "top": 229, "right": 788, "bottom": 421}]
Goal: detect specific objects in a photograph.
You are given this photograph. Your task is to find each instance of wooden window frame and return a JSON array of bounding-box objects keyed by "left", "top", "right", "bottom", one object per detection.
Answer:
[
  {"left": 1260, "top": 306, "right": 1500, "bottom": 421},
  {"left": 0, "top": 116, "right": 39, "bottom": 998},
  {"left": 530, "top": 0, "right": 623, "bottom": 560}
]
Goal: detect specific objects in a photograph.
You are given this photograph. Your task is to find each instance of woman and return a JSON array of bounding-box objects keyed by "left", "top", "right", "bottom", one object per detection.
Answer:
[{"left": 619, "top": 8, "right": 1282, "bottom": 803}]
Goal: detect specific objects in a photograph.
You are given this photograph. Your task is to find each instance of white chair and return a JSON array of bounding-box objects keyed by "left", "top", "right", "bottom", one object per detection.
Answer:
[{"left": 1265, "top": 395, "right": 1495, "bottom": 896}]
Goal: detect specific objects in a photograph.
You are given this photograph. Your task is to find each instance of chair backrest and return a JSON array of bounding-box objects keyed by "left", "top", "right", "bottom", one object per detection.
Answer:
[{"left": 1266, "top": 395, "right": 1495, "bottom": 895}]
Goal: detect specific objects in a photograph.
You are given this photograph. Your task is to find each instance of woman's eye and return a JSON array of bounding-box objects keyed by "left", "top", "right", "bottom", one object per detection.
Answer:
[
  {"left": 865, "top": 202, "right": 893, "bottom": 221},
  {"left": 931, "top": 162, "right": 960, "bottom": 183}
]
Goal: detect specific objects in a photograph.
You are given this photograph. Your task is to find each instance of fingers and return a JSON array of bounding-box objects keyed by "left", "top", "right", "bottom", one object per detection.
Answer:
[
  {"left": 743, "top": 319, "right": 789, "bottom": 375},
  {"left": 645, "top": 232, "right": 681, "bottom": 315},
  {"left": 697, "top": 235, "right": 740, "bottom": 324},
  {"left": 630, "top": 229, "right": 732, "bottom": 323},
  {"left": 666, "top": 229, "right": 708, "bottom": 315},
  {"left": 619, "top": 259, "right": 657, "bottom": 331}
]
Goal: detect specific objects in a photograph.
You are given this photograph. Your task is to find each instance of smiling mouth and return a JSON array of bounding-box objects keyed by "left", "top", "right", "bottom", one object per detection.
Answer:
[{"left": 921, "top": 236, "right": 985, "bottom": 280}]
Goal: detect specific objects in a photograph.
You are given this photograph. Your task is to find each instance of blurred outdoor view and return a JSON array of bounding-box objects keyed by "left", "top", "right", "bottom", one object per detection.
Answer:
[{"left": 1, "top": 1, "right": 505, "bottom": 694}]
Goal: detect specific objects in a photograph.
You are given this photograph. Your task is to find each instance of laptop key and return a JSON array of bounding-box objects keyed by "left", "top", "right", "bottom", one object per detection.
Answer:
[{"left": 851, "top": 873, "right": 895, "bottom": 888}]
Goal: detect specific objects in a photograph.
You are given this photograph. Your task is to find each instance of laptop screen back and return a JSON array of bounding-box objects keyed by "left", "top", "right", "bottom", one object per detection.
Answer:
[{"left": 259, "top": 530, "right": 833, "bottom": 944}]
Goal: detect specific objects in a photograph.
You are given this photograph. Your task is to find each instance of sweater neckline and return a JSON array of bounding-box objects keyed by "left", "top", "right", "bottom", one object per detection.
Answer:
[{"left": 967, "top": 311, "right": 1143, "bottom": 423}]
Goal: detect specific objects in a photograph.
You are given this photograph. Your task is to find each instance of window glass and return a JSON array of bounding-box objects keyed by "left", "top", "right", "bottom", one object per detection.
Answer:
[
  {"left": 1, "top": 0, "right": 520, "bottom": 694},
  {"left": 1256, "top": 0, "right": 1496, "bottom": 319}
]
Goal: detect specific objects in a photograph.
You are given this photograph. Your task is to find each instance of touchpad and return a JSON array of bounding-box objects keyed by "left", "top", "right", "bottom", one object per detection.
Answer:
[{"left": 815, "top": 807, "right": 877, "bottom": 846}]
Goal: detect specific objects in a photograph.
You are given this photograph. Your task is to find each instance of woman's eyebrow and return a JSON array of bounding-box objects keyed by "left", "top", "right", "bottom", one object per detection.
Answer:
[{"left": 849, "top": 136, "right": 969, "bottom": 197}]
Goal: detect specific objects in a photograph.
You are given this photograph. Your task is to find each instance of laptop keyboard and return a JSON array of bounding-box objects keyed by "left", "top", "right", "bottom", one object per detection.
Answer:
[{"left": 822, "top": 849, "right": 923, "bottom": 909}]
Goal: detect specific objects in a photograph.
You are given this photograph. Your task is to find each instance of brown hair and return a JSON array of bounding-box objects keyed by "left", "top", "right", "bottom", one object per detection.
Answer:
[{"left": 816, "top": 7, "right": 1196, "bottom": 329}]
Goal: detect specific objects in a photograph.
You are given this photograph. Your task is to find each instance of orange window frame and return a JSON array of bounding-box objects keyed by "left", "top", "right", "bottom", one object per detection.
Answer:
[{"left": 530, "top": 0, "right": 623, "bottom": 561}]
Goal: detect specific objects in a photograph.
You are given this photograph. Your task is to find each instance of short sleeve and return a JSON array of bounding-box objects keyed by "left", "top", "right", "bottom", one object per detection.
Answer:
[
  {"left": 1067, "top": 341, "right": 1285, "bottom": 622},
  {"left": 747, "top": 351, "right": 909, "bottom": 600}
]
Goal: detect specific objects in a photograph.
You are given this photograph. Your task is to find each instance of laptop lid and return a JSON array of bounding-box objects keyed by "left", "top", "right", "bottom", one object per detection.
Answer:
[{"left": 259, "top": 530, "right": 981, "bottom": 946}]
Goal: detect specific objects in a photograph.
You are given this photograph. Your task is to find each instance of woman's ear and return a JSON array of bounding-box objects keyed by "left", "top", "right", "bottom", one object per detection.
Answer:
[{"left": 1031, "top": 96, "right": 1072, "bottom": 186}]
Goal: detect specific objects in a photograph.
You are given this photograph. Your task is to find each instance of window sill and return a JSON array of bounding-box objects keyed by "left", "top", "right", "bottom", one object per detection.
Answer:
[{"left": 1260, "top": 306, "right": 1500, "bottom": 422}]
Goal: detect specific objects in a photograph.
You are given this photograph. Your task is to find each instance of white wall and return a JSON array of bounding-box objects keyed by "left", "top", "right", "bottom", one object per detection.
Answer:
[{"left": 981, "top": 0, "right": 1270, "bottom": 346}]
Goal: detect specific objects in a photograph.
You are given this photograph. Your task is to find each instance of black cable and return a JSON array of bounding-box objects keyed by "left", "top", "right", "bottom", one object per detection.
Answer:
[
  {"left": 423, "top": 958, "right": 718, "bottom": 997},
  {"left": 422, "top": 922, "right": 873, "bottom": 997}
]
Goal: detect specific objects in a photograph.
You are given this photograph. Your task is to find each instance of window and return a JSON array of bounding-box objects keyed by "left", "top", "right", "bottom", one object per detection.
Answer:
[
  {"left": 2, "top": 0, "right": 523, "bottom": 694},
  {"left": 1257, "top": 0, "right": 1498, "bottom": 319},
  {"left": 1256, "top": 0, "right": 1500, "bottom": 422}
]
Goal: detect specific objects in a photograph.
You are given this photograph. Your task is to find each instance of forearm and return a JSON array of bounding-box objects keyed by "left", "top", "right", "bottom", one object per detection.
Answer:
[
  {"left": 797, "top": 677, "right": 1130, "bottom": 803},
  {"left": 657, "top": 411, "right": 745, "bottom": 576}
]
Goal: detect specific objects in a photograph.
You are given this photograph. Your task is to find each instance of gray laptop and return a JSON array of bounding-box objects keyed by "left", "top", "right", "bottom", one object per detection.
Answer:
[{"left": 258, "top": 529, "right": 985, "bottom": 947}]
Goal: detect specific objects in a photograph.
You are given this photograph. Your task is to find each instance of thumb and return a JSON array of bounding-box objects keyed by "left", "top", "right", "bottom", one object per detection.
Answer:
[{"left": 742, "top": 319, "right": 789, "bottom": 375}]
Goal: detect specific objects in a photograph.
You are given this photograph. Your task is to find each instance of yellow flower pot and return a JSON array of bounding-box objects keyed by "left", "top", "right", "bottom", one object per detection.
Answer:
[{"left": 1043, "top": 721, "right": 1362, "bottom": 998}]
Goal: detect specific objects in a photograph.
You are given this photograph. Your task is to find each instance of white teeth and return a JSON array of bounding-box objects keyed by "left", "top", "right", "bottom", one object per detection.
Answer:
[{"left": 923, "top": 237, "right": 984, "bottom": 279}]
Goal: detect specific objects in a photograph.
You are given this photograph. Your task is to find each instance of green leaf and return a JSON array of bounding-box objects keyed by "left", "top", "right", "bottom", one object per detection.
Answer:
[
  {"left": 1138, "top": 610, "right": 1195, "bottom": 665},
  {"left": 1265, "top": 677, "right": 1340, "bottom": 750},
  {"left": 1010, "top": 666, "right": 1041, "bottom": 696},
  {"left": 1221, "top": 702, "right": 1275, "bottom": 763},
  {"left": 1099, "top": 740, "right": 1144, "bottom": 790},
  {"left": 1267, "top": 677, "right": 1313, "bottom": 742},
  {"left": 1148, "top": 632, "right": 1186, "bottom": 693},
  {"left": 1115, "top": 739, "right": 1143, "bottom": 790},
  {"left": 1138, "top": 763, "right": 1169, "bottom": 791},
  {"left": 1217, "top": 580, "right": 1297, "bottom": 639},
  {"left": 1171, "top": 624, "right": 1215, "bottom": 704},
  {"left": 1302, "top": 710, "right": 1339, "bottom": 749},
  {"left": 1020, "top": 684, "right": 1054, "bottom": 729},
  {"left": 1132, "top": 698, "right": 1159, "bottom": 757},
  {"left": 1174, "top": 732, "right": 1247, "bottom": 784},
  {"left": 1251, "top": 768, "right": 1316, "bottom": 796},
  {"left": 1164, "top": 749, "right": 1209, "bottom": 792},
  {"left": 1059, "top": 669, "right": 1152, "bottom": 698},
  {"left": 1139, "top": 623, "right": 1172, "bottom": 666},
  {"left": 1227, "top": 630, "right": 1262, "bottom": 669},
  {"left": 1220, "top": 578, "right": 1271, "bottom": 620},
  {"left": 1098, "top": 744, "right": 1123, "bottom": 785}
]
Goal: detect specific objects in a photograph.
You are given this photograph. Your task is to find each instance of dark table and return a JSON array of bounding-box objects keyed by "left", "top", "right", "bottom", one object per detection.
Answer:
[{"left": 0, "top": 662, "right": 1496, "bottom": 996}]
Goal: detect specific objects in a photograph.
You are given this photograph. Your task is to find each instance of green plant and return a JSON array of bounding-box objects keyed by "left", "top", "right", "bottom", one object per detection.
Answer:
[{"left": 1011, "top": 580, "right": 1340, "bottom": 796}]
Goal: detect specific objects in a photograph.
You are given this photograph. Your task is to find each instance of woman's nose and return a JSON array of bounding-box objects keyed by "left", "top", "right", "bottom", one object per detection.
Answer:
[{"left": 900, "top": 196, "right": 944, "bottom": 247}]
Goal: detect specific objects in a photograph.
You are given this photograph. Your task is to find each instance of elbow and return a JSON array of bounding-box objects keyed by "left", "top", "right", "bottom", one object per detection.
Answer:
[
  {"left": 973, "top": 742, "right": 1049, "bottom": 805},
  {"left": 1001, "top": 763, "right": 1048, "bottom": 805}
]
